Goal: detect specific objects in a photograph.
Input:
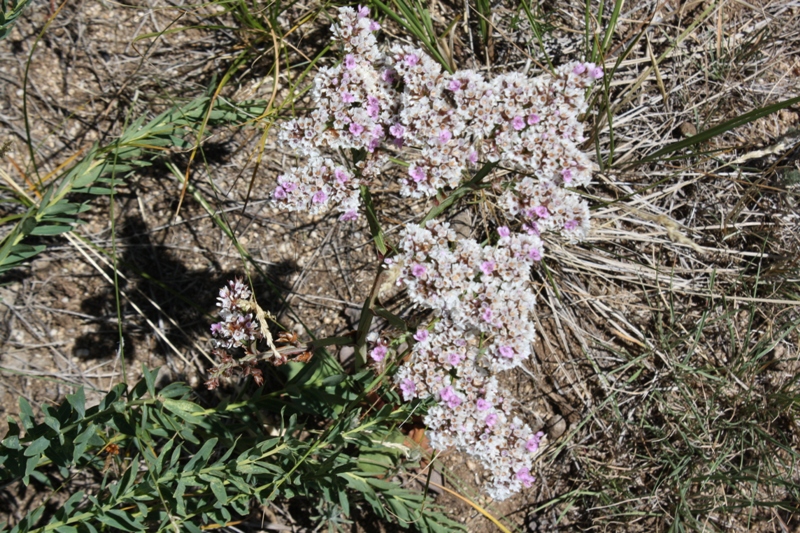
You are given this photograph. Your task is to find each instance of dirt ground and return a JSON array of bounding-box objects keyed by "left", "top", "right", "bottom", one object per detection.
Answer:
[{"left": 2, "top": 0, "right": 800, "bottom": 531}]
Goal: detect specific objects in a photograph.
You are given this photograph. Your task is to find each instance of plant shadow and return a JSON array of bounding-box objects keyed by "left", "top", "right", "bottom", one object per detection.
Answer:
[{"left": 72, "top": 215, "right": 297, "bottom": 367}]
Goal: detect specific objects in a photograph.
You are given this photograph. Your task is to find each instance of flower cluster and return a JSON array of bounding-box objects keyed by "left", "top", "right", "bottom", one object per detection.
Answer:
[
  {"left": 389, "top": 221, "right": 546, "bottom": 499},
  {"left": 270, "top": 5, "right": 603, "bottom": 501},
  {"left": 273, "top": 6, "right": 600, "bottom": 241},
  {"left": 210, "top": 278, "right": 261, "bottom": 351},
  {"left": 206, "top": 278, "right": 263, "bottom": 390},
  {"left": 393, "top": 220, "right": 542, "bottom": 371}
]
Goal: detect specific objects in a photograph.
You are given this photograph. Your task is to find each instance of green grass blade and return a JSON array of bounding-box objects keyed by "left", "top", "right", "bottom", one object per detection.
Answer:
[
  {"left": 360, "top": 185, "right": 387, "bottom": 256},
  {"left": 628, "top": 95, "right": 800, "bottom": 168},
  {"left": 420, "top": 161, "right": 498, "bottom": 225}
]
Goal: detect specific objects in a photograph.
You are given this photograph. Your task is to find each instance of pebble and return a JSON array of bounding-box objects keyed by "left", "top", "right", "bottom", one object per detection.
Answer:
[
  {"left": 546, "top": 414, "right": 567, "bottom": 439},
  {"left": 678, "top": 121, "right": 697, "bottom": 137}
]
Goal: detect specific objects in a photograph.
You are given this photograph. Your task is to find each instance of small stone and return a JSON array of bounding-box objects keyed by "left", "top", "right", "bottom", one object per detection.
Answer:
[
  {"left": 546, "top": 414, "right": 567, "bottom": 439},
  {"left": 678, "top": 121, "right": 697, "bottom": 137}
]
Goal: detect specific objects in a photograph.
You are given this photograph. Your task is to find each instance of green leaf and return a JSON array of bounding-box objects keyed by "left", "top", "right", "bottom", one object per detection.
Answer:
[
  {"left": 360, "top": 185, "right": 387, "bottom": 255},
  {"left": 61, "top": 490, "right": 85, "bottom": 517},
  {"left": 72, "top": 423, "right": 95, "bottom": 463},
  {"left": 18, "top": 397, "right": 35, "bottom": 430},
  {"left": 157, "top": 382, "right": 191, "bottom": 399},
  {"left": 142, "top": 364, "right": 158, "bottom": 398},
  {"left": 174, "top": 480, "right": 187, "bottom": 515},
  {"left": 28, "top": 224, "right": 74, "bottom": 236},
  {"left": 23, "top": 455, "right": 39, "bottom": 485},
  {"left": 388, "top": 497, "right": 411, "bottom": 522},
  {"left": 116, "top": 457, "right": 139, "bottom": 498},
  {"left": 24, "top": 436, "right": 49, "bottom": 457},
  {"left": 341, "top": 472, "right": 377, "bottom": 499},
  {"left": 209, "top": 478, "right": 227, "bottom": 505},
  {"left": 237, "top": 461, "right": 282, "bottom": 475},
  {"left": 373, "top": 306, "right": 407, "bottom": 330},
  {"left": 629, "top": 95, "right": 800, "bottom": 168},
  {"left": 66, "top": 387, "right": 86, "bottom": 419},
  {"left": 97, "top": 509, "right": 145, "bottom": 532},
  {"left": 43, "top": 415, "right": 60, "bottom": 433},
  {"left": 420, "top": 161, "right": 497, "bottom": 225},
  {"left": 2, "top": 434, "right": 20, "bottom": 450},
  {"left": 162, "top": 398, "right": 206, "bottom": 424},
  {"left": 184, "top": 437, "right": 218, "bottom": 471},
  {"left": 339, "top": 488, "right": 350, "bottom": 517}
]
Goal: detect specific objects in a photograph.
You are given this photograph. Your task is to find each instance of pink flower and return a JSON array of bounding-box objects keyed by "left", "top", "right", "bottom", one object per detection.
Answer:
[
  {"left": 476, "top": 398, "right": 491, "bottom": 411},
  {"left": 447, "top": 352, "right": 462, "bottom": 366},
  {"left": 528, "top": 247, "right": 542, "bottom": 261},
  {"left": 369, "top": 20, "right": 381, "bottom": 31},
  {"left": 448, "top": 79, "right": 462, "bottom": 91},
  {"left": 411, "top": 263, "right": 426, "bottom": 278},
  {"left": 381, "top": 69, "right": 396, "bottom": 83},
  {"left": 523, "top": 222, "right": 540, "bottom": 236},
  {"left": 481, "top": 307, "right": 493, "bottom": 322},
  {"left": 389, "top": 124, "right": 405, "bottom": 138},
  {"left": 534, "top": 205, "right": 549, "bottom": 218},
  {"left": 345, "top": 54, "right": 356, "bottom": 70},
  {"left": 370, "top": 345, "right": 388, "bottom": 362},
  {"left": 312, "top": 190, "right": 328, "bottom": 204},
  {"left": 210, "top": 322, "right": 224, "bottom": 335},
  {"left": 511, "top": 116, "right": 525, "bottom": 130},
  {"left": 334, "top": 169, "right": 349, "bottom": 183},
  {"left": 404, "top": 53, "right": 419, "bottom": 66},
  {"left": 497, "top": 226, "right": 510, "bottom": 238},
  {"left": 367, "top": 94, "right": 380, "bottom": 107},
  {"left": 564, "top": 219, "right": 579, "bottom": 231},
  {"left": 590, "top": 66, "right": 604, "bottom": 79},
  {"left": 400, "top": 378, "right": 416, "bottom": 400},
  {"left": 485, "top": 412, "right": 498, "bottom": 426},
  {"left": 371, "top": 125, "right": 384, "bottom": 138},
  {"left": 339, "top": 210, "right": 359, "bottom": 222},
  {"left": 527, "top": 113, "right": 540, "bottom": 125},
  {"left": 357, "top": 4, "right": 370, "bottom": 17},
  {"left": 499, "top": 345, "right": 514, "bottom": 359},
  {"left": 438, "top": 129, "right": 452, "bottom": 144},
  {"left": 480, "top": 260, "right": 496, "bottom": 276},
  {"left": 516, "top": 467, "right": 535, "bottom": 488},
  {"left": 561, "top": 168, "right": 573, "bottom": 183},
  {"left": 573, "top": 63, "right": 587, "bottom": 75},
  {"left": 526, "top": 431, "right": 544, "bottom": 453},
  {"left": 413, "top": 329, "right": 429, "bottom": 342},
  {"left": 282, "top": 181, "right": 297, "bottom": 192},
  {"left": 341, "top": 91, "right": 355, "bottom": 103},
  {"left": 409, "top": 166, "right": 426, "bottom": 183},
  {"left": 440, "top": 386, "right": 461, "bottom": 408},
  {"left": 273, "top": 186, "right": 287, "bottom": 199},
  {"left": 349, "top": 122, "right": 364, "bottom": 135},
  {"left": 468, "top": 150, "right": 478, "bottom": 164}
]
